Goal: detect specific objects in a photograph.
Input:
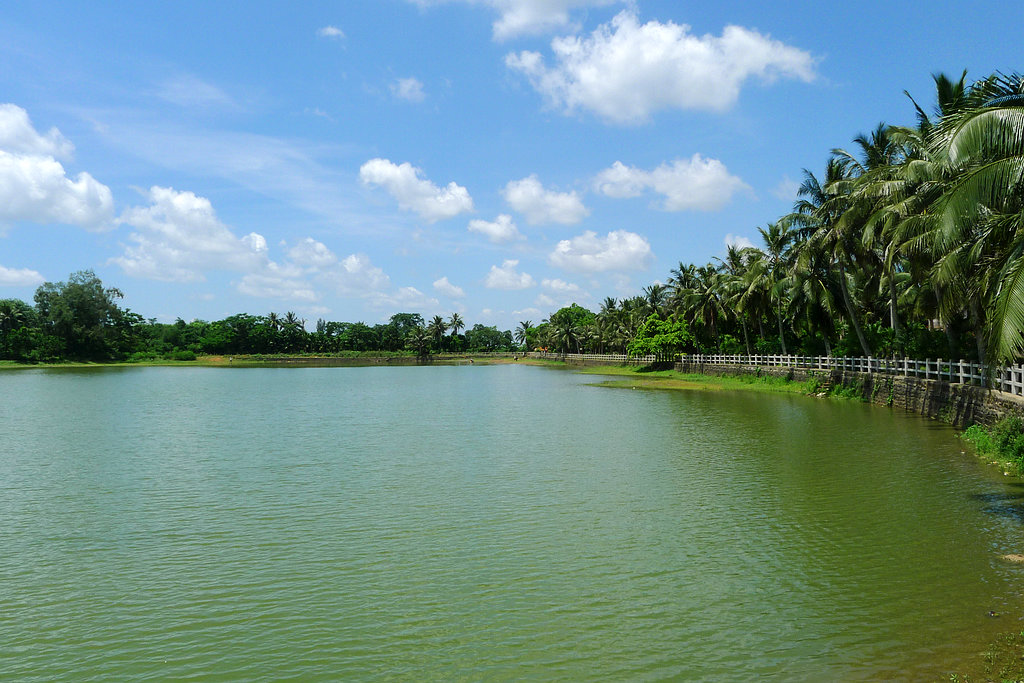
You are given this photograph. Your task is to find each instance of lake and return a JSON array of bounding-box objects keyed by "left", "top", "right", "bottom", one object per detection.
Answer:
[{"left": 1, "top": 363, "right": 1022, "bottom": 680}]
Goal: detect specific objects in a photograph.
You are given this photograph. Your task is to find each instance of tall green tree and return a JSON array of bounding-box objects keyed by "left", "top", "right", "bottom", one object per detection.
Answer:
[{"left": 33, "top": 270, "right": 129, "bottom": 360}]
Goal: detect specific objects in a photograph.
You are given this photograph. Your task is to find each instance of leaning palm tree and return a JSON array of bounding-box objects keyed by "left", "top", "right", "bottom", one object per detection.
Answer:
[{"left": 786, "top": 160, "right": 875, "bottom": 357}]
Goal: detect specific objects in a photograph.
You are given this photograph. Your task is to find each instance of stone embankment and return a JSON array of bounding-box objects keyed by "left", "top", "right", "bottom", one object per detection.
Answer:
[
  {"left": 536, "top": 352, "right": 1024, "bottom": 429},
  {"left": 673, "top": 357, "right": 1024, "bottom": 429}
]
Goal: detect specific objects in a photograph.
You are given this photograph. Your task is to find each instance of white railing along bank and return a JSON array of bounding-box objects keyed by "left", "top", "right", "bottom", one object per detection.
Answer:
[{"left": 530, "top": 351, "right": 1024, "bottom": 397}]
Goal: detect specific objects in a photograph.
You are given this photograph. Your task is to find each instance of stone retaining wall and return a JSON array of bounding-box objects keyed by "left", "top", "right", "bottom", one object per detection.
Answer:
[{"left": 673, "top": 358, "right": 1024, "bottom": 429}]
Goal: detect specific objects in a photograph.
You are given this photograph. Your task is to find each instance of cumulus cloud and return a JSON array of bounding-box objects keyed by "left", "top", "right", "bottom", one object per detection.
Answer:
[
  {"left": 542, "top": 278, "right": 581, "bottom": 293},
  {"left": 0, "top": 104, "right": 113, "bottom": 232},
  {"left": 549, "top": 229, "right": 652, "bottom": 273},
  {"left": 0, "top": 104, "right": 74, "bottom": 158},
  {"left": 594, "top": 156, "right": 750, "bottom": 211},
  {"left": 0, "top": 265, "right": 45, "bottom": 287},
  {"left": 468, "top": 214, "right": 524, "bottom": 242},
  {"left": 323, "top": 253, "right": 391, "bottom": 295},
  {"left": 317, "top": 25, "right": 346, "bottom": 39},
  {"left": 502, "top": 175, "right": 588, "bottom": 225},
  {"left": 360, "top": 158, "right": 474, "bottom": 222},
  {"left": 506, "top": 10, "right": 816, "bottom": 123},
  {"left": 534, "top": 293, "right": 558, "bottom": 308},
  {"left": 237, "top": 267, "right": 318, "bottom": 302},
  {"left": 485, "top": 259, "right": 535, "bottom": 290},
  {"left": 288, "top": 237, "right": 338, "bottom": 269},
  {"left": 113, "top": 186, "right": 269, "bottom": 282},
  {"left": 724, "top": 233, "right": 755, "bottom": 250},
  {"left": 433, "top": 276, "right": 466, "bottom": 298},
  {"left": 391, "top": 77, "right": 426, "bottom": 102},
  {"left": 0, "top": 151, "right": 114, "bottom": 231},
  {"left": 409, "top": 0, "right": 622, "bottom": 40}
]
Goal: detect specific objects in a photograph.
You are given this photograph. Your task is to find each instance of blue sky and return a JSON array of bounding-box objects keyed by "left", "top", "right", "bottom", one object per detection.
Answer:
[{"left": 1, "top": 0, "right": 1021, "bottom": 330}]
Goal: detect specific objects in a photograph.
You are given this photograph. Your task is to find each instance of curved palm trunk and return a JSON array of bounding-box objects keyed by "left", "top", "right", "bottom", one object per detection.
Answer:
[
  {"left": 888, "top": 271, "right": 901, "bottom": 337},
  {"left": 776, "top": 303, "right": 788, "bottom": 355},
  {"left": 838, "top": 263, "right": 873, "bottom": 357},
  {"left": 741, "top": 318, "right": 751, "bottom": 355},
  {"left": 969, "top": 298, "right": 987, "bottom": 361}
]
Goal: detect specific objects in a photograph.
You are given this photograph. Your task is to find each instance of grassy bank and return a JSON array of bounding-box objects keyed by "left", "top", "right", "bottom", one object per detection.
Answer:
[
  {"left": 0, "top": 352, "right": 520, "bottom": 370},
  {"left": 521, "top": 359, "right": 828, "bottom": 396},
  {"left": 962, "top": 417, "right": 1024, "bottom": 476}
]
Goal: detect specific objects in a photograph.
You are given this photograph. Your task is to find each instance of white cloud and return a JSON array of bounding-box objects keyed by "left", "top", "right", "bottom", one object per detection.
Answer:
[
  {"left": 485, "top": 259, "right": 536, "bottom": 290},
  {"left": 360, "top": 158, "right": 474, "bottom": 222},
  {"left": 323, "top": 253, "right": 391, "bottom": 295},
  {"left": 288, "top": 237, "right": 338, "bottom": 269},
  {"left": 0, "top": 265, "right": 45, "bottom": 287},
  {"left": 0, "top": 105, "right": 112, "bottom": 232},
  {"left": 433, "top": 276, "right": 466, "bottom": 298},
  {"left": 542, "top": 278, "right": 581, "bottom": 293},
  {"left": 409, "top": 0, "right": 622, "bottom": 41},
  {"left": 391, "top": 77, "right": 426, "bottom": 102},
  {"left": 512, "top": 306, "right": 542, "bottom": 318},
  {"left": 506, "top": 10, "right": 816, "bottom": 123},
  {"left": 771, "top": 174, "right": 800, "bottom": 202},
  {"left": 502, "top": 175, "right": 588, "bottom": 225},
  {"left": 113, "top": 186, "right": 270, "bottom": 282},
  {"left": 468, "top": 214, "right": 524, "bottom": 242},
  {"left": 370, "top": 286, "right": 440, "bottom": 310},
  {"left": 317, "top": 25, "right": 346, "bottom": 39},
  {"left": 724, "top": 233, "right": 755, "bottom": 250},
  {"left": 534, "top": 293, "right": 557, "bottom": 308},
  {"left": 0, "top": 104, "right": 73, "bottom": 158},
  {"left": 594, "top": 156, "right": 749, "bottom": 211},
  {"left": 549, "top": 229, "right": 652, "bottom": 272},
  {"left": 0, "top": 151, "right": 114, "bottom": 231},
  {"left": 237, "top": 267, "right": 318, "bottom": 302}
]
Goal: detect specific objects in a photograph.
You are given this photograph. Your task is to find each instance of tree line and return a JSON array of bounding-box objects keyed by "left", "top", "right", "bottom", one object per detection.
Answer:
[
  {"left": 521, "top": 71, "right": 1024, "bottom": 364},
  {"left": 0, "top": 271, "right": 515, "bottom": 362}
]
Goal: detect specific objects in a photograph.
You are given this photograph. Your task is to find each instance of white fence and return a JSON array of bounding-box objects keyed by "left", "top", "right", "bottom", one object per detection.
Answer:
[{"left": 532, "top": 351, "right": 1024, "bottom": 397}]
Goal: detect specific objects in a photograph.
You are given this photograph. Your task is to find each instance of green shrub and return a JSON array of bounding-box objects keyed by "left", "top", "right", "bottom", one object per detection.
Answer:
[{"left": 169, "top": 349, "right": 196, "bottom": 361}]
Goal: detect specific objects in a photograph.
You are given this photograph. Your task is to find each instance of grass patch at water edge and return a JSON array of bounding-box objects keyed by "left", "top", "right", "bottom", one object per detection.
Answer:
[
  {"left": 962, "top": 416, "right": 1024, "bottom": 475},
  {"left": 576, "top": 365, "right": 820, "bottom": 395}
]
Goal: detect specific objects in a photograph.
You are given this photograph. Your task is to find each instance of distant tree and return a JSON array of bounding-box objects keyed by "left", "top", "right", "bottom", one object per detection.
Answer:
[
  {"left": 0, "top": 298, "right": 37, "bottom": 360},
  {"left": 627, "top": 314, "right": 692, "bottom": 359},
  {"left": 515, "top": 320, "right": 533, "bottom": 350},
  {"left": 406, "top": 325, "right": 431, "bottom": 357},
  {"left": 427, "top": 315, "right": 448, "bottom": 351},
  {"left": 33, "top": 270, "right": 129, "bottom": 360},
  {"left": 449, "top": 312, "right": 465, "bottom": 351}
]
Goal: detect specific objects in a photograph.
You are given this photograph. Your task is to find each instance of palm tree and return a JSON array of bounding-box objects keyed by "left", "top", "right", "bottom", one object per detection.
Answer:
[
  {"left": 715, "top": 244, "right": 755, "bottom": 354},
  {"left": 642, "top": 283, "right": 669, "bottom": 316},
  {"left": 427, "top": 315, "right": 448, "bottom": 352},
  {"left": 928, "top": 72, "right": 1024, "bottom": 362},
  {"left": 448, "top": 313, "right": 464, "bottom": 351},
  {"left": 515, "top": 320, "right": 533, "bottom": 349},
  {"left": 786, "top": 161, "right": 875, "bottom": 357},
  {"left": 406, "top": 326, "right": 431, "bottom": 357},
  {"left": 685, "top": 265, "right": 727, "bottom": 351}
]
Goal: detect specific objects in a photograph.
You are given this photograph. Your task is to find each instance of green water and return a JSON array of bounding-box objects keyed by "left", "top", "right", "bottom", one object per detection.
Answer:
[{"left": 1, "top": 364, "right": 1023, "bottom": 680}]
